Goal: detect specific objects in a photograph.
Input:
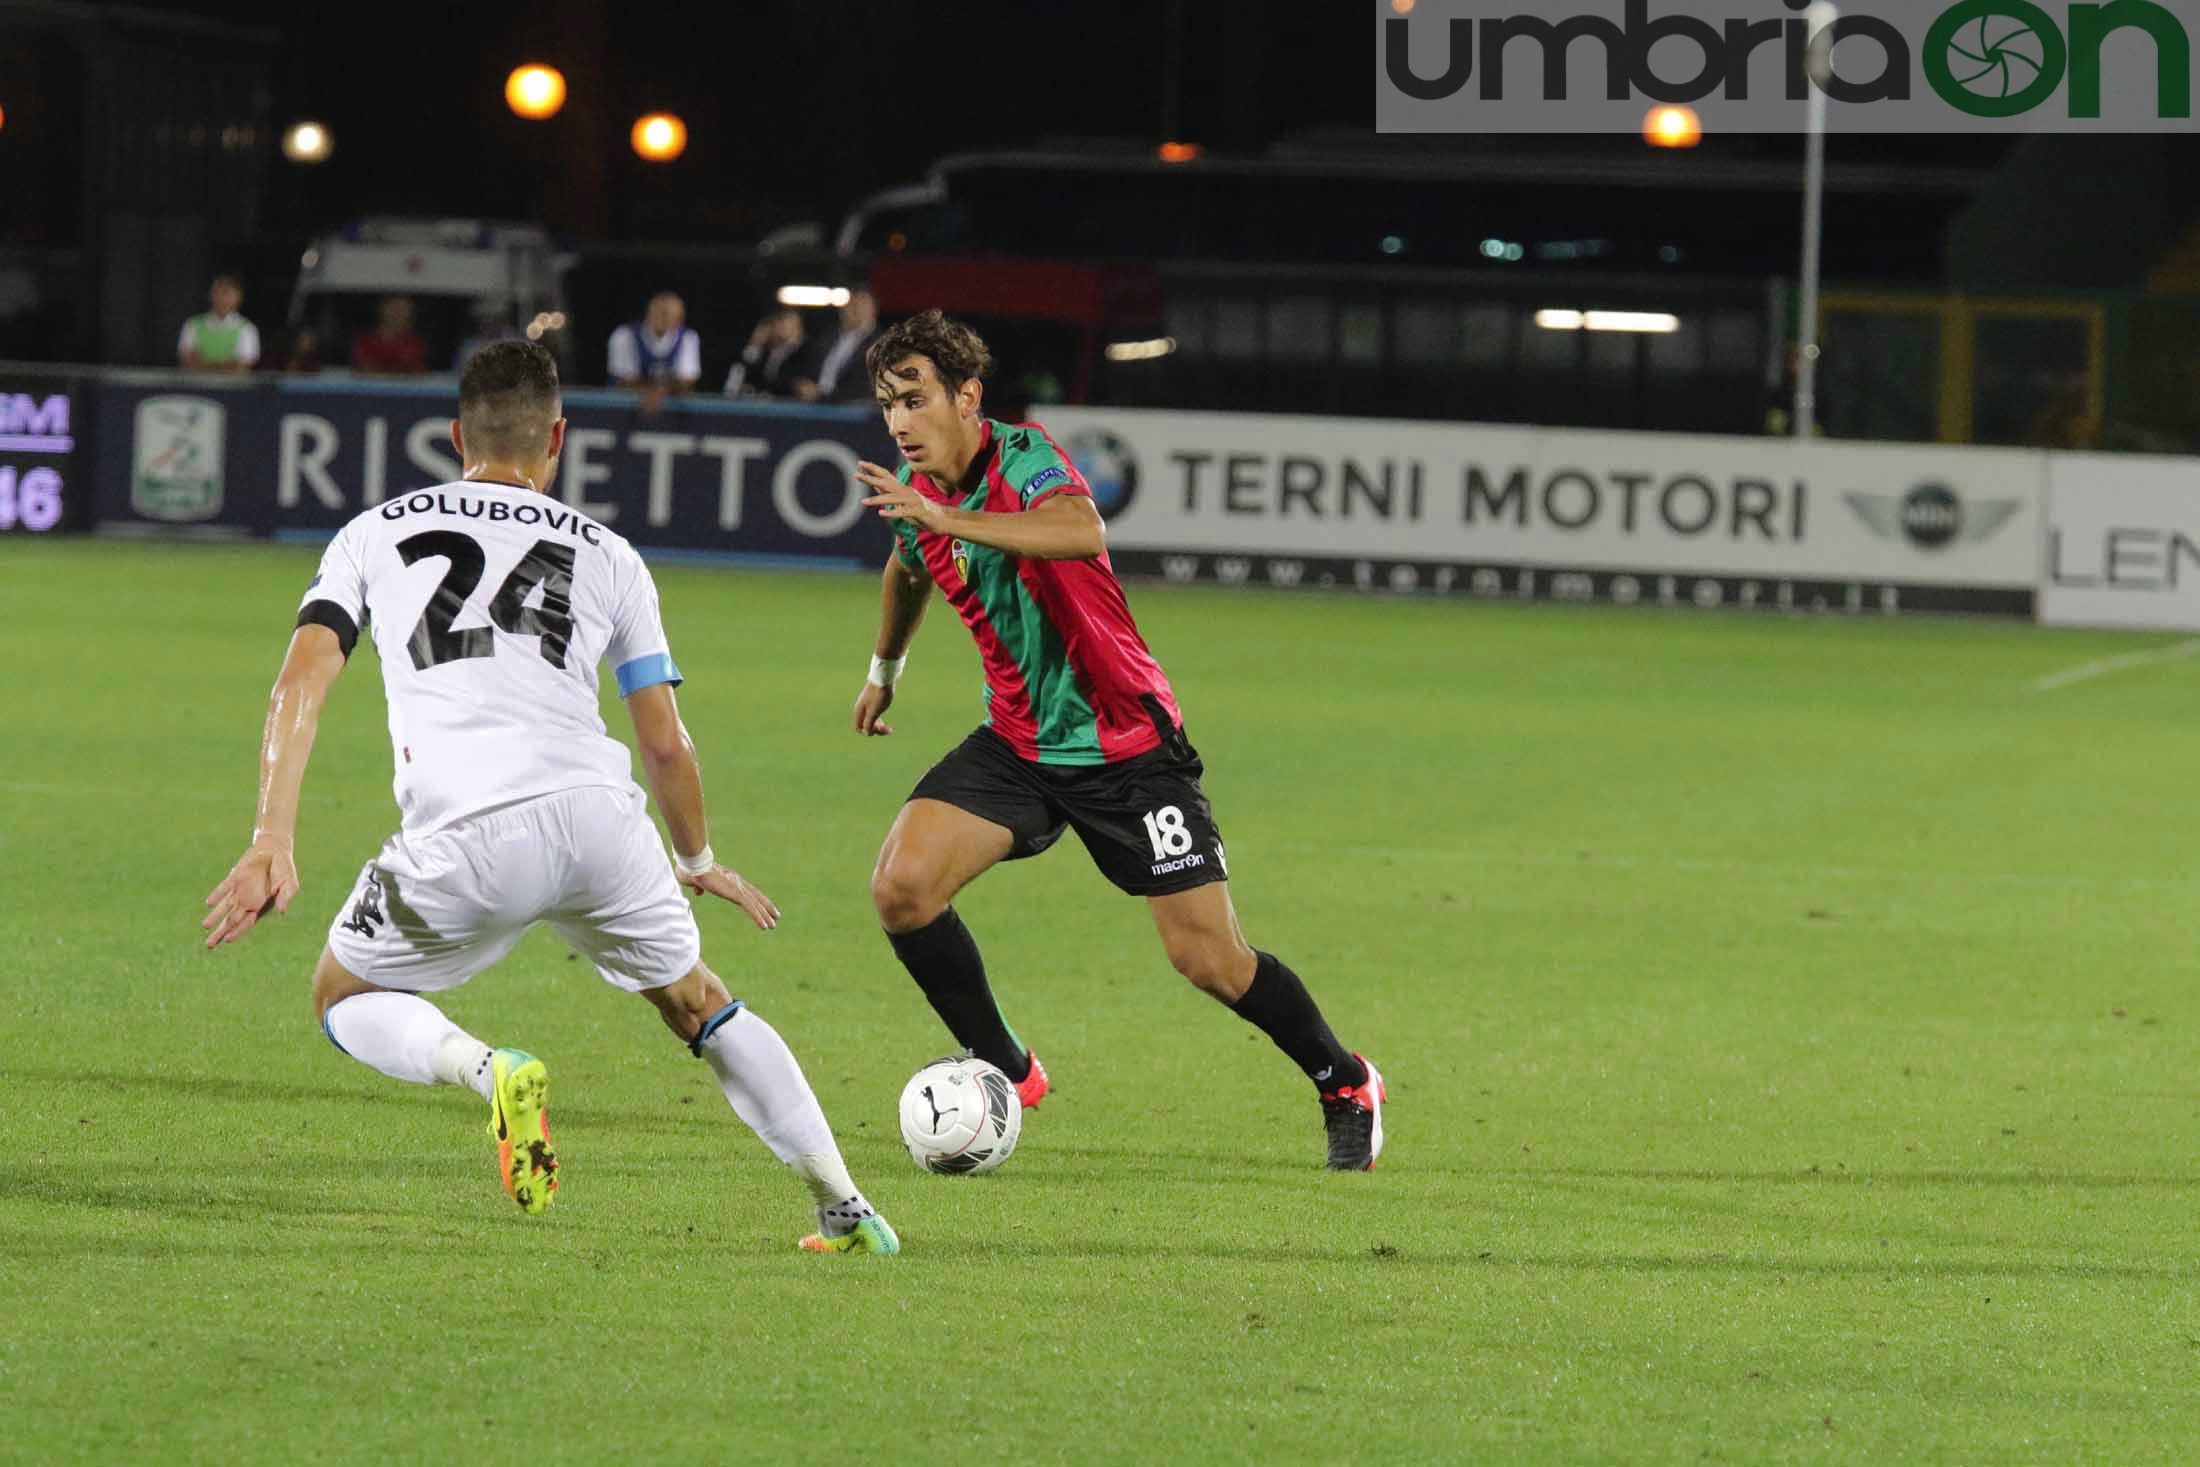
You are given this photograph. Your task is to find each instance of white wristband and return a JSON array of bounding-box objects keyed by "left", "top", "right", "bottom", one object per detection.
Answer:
[
  {"left": 674, "top": 844, "right": 715, "bottom": 877},
  {"left": 868, "top": 655, "right": 906, "bottom": 689}
]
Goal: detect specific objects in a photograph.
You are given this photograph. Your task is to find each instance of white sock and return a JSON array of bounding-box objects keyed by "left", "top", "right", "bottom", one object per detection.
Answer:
[
  {"left": 697, "top": 1007, "right": 867, "bottom": 1216},
  {"left": 435, "top": 1032, "right": 497, "bottom": 1100},
  {"left": 325, "top": 992, "right": 493, "bottom": 1098}
]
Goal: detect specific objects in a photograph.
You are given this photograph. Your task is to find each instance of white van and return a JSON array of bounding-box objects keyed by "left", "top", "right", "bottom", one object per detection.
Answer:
[{"left": 286, "top": 218, "right": 575, "bottom": 375}]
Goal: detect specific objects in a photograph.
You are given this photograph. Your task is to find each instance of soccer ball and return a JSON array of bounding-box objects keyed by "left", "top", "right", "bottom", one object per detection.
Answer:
[{"left": 898, "top": 1055, "right": 1021, "bottom": 1174}]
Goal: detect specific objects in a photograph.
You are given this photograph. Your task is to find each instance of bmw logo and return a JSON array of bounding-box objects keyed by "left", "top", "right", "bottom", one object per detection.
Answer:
[{"left": 1066, "top": 428, "right": 1139, "bottom": 518}]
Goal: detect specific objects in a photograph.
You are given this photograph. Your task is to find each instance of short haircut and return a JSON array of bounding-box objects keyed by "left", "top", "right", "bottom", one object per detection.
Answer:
[
  {"left": 458, "top": 341, "right": 561, "bottom": 459},
  {"left": 211, "top": 273, "right": 242, "bottom": 290},
  {"left": 865, "top": 308, "right": 993, "bottom": 397}
]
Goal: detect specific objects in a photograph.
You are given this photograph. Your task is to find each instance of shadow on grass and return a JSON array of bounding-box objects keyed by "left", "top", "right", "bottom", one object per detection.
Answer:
[
  {"left": 3, "top": 1066, "right": 431, "bottom": 1111},
  {"left": 955, "top": 1235, "right": 2198, "bottom": 1281},
  {"left": 0, "top": 1066, "right": 735, "bottom": 1139},
  {"left": 1490, "top": 1166, "right": 2200, "bottom": 1192},
  {"left": 0, "top": 1149, "right": 480, "bottom": 1212}
]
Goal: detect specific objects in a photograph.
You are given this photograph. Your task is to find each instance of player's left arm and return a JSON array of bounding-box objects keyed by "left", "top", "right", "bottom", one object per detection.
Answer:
[
  {"left": 202, "top": 625, "right": 347, "bottom": 949},
  {"left": 622, "top": 684, "right": 780, "bottom": 931},
  {"left": 856, "top": 459, "right": 1104, "bottom": 560}
]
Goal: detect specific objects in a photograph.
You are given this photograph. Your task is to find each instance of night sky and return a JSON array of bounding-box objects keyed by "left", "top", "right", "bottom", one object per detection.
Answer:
[
  {"left": 139, "top": 0, "right": 1374, "bottom": 243},
  {"left": 12, "top": 0, "right": 2019, "bottom": 247}
]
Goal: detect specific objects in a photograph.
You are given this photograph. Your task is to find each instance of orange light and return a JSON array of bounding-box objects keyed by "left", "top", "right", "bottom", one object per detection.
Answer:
[
  {"left": 1390, "top": 0, "right": 1416, "bottom": 12},
  {"left": 506, "top": 65, "right": 567, "bottom": 120},
  {"left": 1643, "top": 106, "right": 1703, "bottom": 148},
  {"left": 281, "top": 121, "right": 332, "bottom": 163},
  {"left": 1158, "top": 141, "right": 1202, "bottom": 164},
  {"left": 0, "top": 104, "right": 7, "bottom": 133},
  {"left": 631, "top": 112, "right": 687, "bottom": 162}
]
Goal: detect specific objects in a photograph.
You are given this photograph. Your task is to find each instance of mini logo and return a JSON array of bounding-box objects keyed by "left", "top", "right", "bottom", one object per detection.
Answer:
[
  {"left": 1064, "top": 428, "right": 1139, "bottom": 518},
  {"left": 1843, "top": 483, "right": 2023, "bottom": 550},
  {"left": 952, "top": 538, "right": 973, "bottom": 582},
  {"left": 131, "top": 395, "right": 226, "bottom": 522}
]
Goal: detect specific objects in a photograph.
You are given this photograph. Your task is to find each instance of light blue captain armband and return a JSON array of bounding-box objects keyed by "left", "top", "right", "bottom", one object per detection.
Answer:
[
  {"left": 615, "top": 652, "right": 684, "bottom": 697},
  {"left": 1021, "top": 465, "right": 1071, "bottom": 504}
]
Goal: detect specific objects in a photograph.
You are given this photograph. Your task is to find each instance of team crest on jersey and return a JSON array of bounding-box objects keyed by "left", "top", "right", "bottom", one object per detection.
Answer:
[{"left": 952, "top": 538, "right": 973, "bottom": 582}]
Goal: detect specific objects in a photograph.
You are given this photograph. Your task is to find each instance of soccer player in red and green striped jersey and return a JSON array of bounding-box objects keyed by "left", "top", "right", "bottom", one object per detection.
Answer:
[{"left": 850, "top": 310, "right": 1386, "bottom": 1170}]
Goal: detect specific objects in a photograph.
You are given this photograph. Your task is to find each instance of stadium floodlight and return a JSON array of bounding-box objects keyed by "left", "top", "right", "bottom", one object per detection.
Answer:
[
  {"left": 1585, "top": 311, "right": 1679, "bottom": 333},
  {"left": 506, "top": 65, "right": 567, "bottom": 121},
  {"left": 1104, "top": 337, "right": 1178, "bottom": 362},
  {"left": 777, "top": 285, "right": 853, "bottom": 308},
  {"left": 1796, "top": 1, "right": 1838, "bottom": 437},
  {"left": 1643, "top": 106, "right": 1702, "bottom": 148},
  {"left": 1536, "top": 310, "right": 1681, "bottom": 334},
  {"left": 630, "top": 113, "right": 687, "bottom": 162},
  {"left": 281, "top": 121, "right": 332, "bottom": 163}
]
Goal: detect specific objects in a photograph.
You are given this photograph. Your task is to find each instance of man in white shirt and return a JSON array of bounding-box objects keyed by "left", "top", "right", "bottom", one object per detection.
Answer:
[
  {"left": 607, "top": 291, "right": 701, "bottom": 408},
  {"left": 177, "top": 274, "right": 261, "bottom": 372},
  {"left": 201, "top": 340, "right": 898, "bottom": 1255}
]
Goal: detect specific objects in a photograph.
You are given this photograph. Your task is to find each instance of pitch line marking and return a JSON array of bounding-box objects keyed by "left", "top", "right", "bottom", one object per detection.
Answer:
[{"left": 2028, "top": 639, "right": 2200, "bottom": 694}]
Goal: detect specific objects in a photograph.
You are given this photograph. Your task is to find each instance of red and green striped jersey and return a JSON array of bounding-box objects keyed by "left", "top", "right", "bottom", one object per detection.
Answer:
[{"left": 892, "top": 418, "right": 1181, "bottom": 766}]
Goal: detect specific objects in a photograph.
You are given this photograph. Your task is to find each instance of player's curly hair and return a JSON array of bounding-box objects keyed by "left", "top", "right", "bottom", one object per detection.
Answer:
[
  {"left": 458, "top": 340, "right": 560, "bottom": 458},
  {"left": 865, "top": 308, "right": 994, "bottom": 398}
]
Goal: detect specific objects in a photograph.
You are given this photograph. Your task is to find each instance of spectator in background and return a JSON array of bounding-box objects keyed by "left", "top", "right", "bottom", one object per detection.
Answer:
[
  {"left": 178, "top": 274, "right": 260, "bottom": 372},
  {"left": 352, "top": 295, "right": 429, "bottom": 376},
  {"left": 724, "top": 309, "right": 807, "bottom": 398},
  {"left": 453, "top": 304, "right": 522, "bottom": 371},
  {"left": 791, "top": 289, "right": 878, "bottom": 403},
  {"left": 1764, "top": 345, "right": 1826, "bottom": 437},
  {"left": 280, "top": 326, "right": 323, "bottom": 375},
  {"left": 609, "top": 291, "right": 701, "bottom": 402}
]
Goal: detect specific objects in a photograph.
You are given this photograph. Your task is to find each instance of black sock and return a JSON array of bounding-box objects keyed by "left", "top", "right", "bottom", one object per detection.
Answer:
[
  {"left": 1231, "top": 951, "right": 1364, "bottom": 1091},
  {"left": 886, "top": 908, "right": 1031, "bottom": 1081}
]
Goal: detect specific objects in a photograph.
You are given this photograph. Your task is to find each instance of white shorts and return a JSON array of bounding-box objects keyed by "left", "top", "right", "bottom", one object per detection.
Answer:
[{"left": 325, "top": 785, "right": 701, "bottom": 994}]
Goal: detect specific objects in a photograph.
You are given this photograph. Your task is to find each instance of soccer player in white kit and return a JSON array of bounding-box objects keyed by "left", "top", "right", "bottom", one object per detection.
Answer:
[{"left": 201, "top": 341, "right": 897, "bottom": 1254}]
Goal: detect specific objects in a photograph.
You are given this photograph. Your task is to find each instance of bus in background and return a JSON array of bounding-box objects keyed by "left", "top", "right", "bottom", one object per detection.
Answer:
[{"left": 839, "top": 142, "right": 1990, "bottom": 435}]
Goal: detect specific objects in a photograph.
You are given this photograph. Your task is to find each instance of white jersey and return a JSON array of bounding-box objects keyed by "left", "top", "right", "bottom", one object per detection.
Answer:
[{"left": 297, "top": 480, "right": 681, "bottom": 835}]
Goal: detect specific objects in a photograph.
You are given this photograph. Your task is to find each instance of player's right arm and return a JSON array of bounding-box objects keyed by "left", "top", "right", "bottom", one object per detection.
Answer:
[
  {"left": 204, "top": 524, "right": 373, "bottom": 948},
  {"left": 853, "top": 548, "right": 932, "bottom": 737},
  {"left": 202, "top": 623, "right": 347, "bottom": 948}
]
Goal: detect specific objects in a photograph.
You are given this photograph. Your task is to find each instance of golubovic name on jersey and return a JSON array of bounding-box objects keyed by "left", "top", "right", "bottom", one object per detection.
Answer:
[{"left": 377, "top": 489, "right": 605, "bottom": 545}]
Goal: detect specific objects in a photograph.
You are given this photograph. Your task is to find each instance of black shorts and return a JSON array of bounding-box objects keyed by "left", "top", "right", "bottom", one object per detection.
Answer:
[{"left": 908, "top": 721, "right": 1229, "bottom": 897}]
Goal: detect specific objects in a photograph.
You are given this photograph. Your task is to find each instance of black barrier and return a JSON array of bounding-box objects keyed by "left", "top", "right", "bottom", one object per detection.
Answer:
[
  {"left": 1, "top": 370, "right": 88, "bottom": 535},
  {"left": 90, "top": 376, "right": 898, "bottom": 565}
]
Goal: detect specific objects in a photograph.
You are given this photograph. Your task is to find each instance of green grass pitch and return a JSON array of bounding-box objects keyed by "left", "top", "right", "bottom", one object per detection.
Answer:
[{"left": 4, "top": 538, "right": 2198, "bottom": 1464}]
